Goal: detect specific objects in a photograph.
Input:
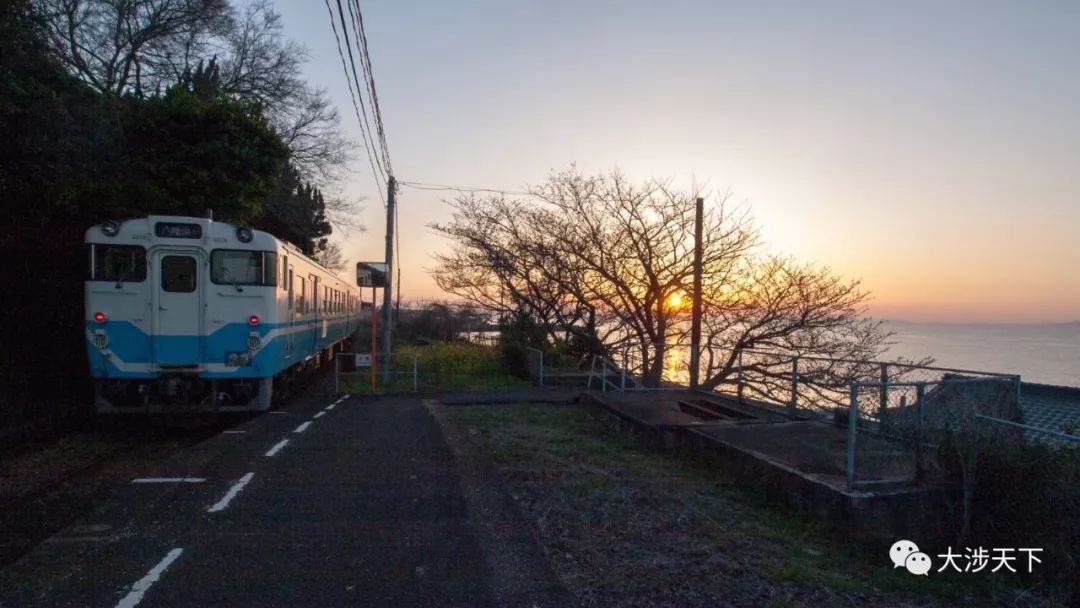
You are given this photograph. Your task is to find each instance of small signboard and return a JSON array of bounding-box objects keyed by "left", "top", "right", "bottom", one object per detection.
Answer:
[
  {"left": 356, "top": 262, "right": 389, "bottom": 288},
  {"left": 355, "top": 353, "right": 372, "bottom": 368}
]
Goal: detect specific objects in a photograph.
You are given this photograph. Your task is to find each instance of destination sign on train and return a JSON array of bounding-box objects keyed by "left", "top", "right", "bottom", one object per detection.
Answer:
[{"left": 154, "top": 222, "right": 203, "bottom": 239}]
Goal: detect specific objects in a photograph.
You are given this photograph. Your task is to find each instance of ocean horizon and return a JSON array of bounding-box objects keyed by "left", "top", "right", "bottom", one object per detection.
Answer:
[{"left": 884, "top": 320, "right": 1080, "bottom": 387}]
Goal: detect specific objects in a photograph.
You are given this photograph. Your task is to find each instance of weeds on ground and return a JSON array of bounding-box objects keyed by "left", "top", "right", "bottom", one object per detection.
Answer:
[{"left": 448, "top": 404, "right": 1063, "bottom": 608}]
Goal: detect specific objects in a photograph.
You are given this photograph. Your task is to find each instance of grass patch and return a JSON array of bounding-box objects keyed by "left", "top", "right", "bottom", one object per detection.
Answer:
[
  {"left": 343, "top": 342, "right": 532, "bottom": 394},
  {"left": 447, "top": 404, "right": 1062, "bottom": 608}
]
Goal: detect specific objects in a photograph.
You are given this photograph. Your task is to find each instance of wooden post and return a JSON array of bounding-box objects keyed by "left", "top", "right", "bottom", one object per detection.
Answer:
[
  {"left": 381, "top": 176, "right": 396, "bottom": 385},
  {"left": 689, "top": 196, "right": 704, "bottom": 388}
]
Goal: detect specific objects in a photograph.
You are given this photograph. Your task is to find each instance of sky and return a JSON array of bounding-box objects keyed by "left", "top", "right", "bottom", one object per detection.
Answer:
[{"left": 274, "top": 0, "right": 1080, "bottom": 324}]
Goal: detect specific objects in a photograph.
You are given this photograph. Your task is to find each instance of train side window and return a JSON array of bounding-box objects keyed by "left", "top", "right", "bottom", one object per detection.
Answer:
[
  {"left": 281, "top": 255, "right": 288, "bottom": 290},
  {"left": 161, "top": 256, "right": 196, "bottom": 293},
  {"left": 296, "top": 276, "right": 305, "bottom": 313}
]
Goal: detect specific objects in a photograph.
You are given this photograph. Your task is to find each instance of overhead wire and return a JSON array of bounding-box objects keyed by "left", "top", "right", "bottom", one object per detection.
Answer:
[
  {"left": 351, "top": 0, "right": 392, "bottom": 175},
  {"left": 340, "top": 0, "right": 387, "bottom": 182},
  {"left": 322, "top": 0, "right": 386, "bottom": 206},
  {"left": 398, "top": 180, "right": 530, "bottom": 196}
]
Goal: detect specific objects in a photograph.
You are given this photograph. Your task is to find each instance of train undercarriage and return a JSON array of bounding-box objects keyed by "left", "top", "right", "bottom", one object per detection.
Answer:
[{"left": 94, "top": 342, "right": 348, "bottom": 414}]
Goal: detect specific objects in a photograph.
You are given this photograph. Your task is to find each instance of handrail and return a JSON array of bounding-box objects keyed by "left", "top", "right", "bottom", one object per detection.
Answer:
[
  {"left": 737, "top": 349, "right": 1020, "bottom": 379},
  {"left": 974, "top": 414, "right": 1080, "bottom": 443}
]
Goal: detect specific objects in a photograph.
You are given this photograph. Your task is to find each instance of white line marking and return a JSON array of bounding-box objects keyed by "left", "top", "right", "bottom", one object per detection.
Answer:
[
  {"left": 293, "top": 421, "right": 313, "bottom": 433},
  {"left": 325, "top": 403, "right": 337, "bottom": 411},
  {"left": 222, "top": 430, "right": 246, "bottom": 434},
  {"left": 269, "top": 411, "right": 288, "bottom": 415},
  {"left": 131, "top": 478, "right": 205, "bottom": 484},
  {"left": 207, "top": 472, "right": 254, "bottom": 513},
  {"left": 114, "top": 547, "right": 183, "bottom": 608},
  {"left": 313, "top": 411, "right": 325, "bottom": 419},
  {"left": 264, "top": 439, "right": 290, "bottom": 457}
]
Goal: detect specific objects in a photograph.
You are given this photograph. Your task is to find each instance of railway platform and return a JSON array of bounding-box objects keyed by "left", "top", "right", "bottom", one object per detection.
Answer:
[{"left": 0, "top": 393, "right": 568, "bottom": 607}]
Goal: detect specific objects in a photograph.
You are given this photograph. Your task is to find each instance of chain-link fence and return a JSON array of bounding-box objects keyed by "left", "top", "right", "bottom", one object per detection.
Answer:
[{"left": 845, "top": 376, "right": 1022, "bottom": 490}]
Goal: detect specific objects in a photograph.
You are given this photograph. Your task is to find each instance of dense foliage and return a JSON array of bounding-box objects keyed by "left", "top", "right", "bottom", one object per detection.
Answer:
[{"left": 0, "top": 3, "right": 342, "bottom": 425}]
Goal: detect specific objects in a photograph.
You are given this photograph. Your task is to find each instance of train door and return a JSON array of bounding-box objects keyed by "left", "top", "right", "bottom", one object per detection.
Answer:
[
  {"left": 151, "top": 250, "right": 204, "bottom": 365},
  {"left": 287, "top": 265, "right": 295, "bottom": 357}
]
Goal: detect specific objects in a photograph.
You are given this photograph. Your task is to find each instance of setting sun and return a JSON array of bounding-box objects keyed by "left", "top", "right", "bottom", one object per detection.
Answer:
[{"left": 666, "top": 292, "right": 685, "bottom": 311}]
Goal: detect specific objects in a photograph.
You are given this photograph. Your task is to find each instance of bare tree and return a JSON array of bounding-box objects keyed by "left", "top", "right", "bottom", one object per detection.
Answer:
[
  {"left": 38, "top": 0, "right": 231, "bottom": 96},
  {"left": 314, "top": 240, "right": 347, "bottom": 272},
  {"left": 38, "top": 0, "right": 350, "bottom": 181},
  {"left": 214, "top": 1, "right": 350, "bottom": 181},
  {"left": 433, "top": 167, "right": 915, "bottom": 388}
]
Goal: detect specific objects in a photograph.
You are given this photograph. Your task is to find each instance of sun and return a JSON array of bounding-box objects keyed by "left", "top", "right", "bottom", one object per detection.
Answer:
[{"left": 666, "top": 292, "right": 686, "bottom": 311}]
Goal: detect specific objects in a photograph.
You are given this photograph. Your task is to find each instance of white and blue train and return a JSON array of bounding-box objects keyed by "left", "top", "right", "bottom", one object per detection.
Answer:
[{"left": 85, "top": 214, "right": 361, "bottom": 413}]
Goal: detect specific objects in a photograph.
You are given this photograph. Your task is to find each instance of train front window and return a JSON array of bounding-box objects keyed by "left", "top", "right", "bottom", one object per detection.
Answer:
[
  {"left": 161, "top": 256, "right": 196, "bottom": 293},
  {"left": 89, "top": 244, "right": 146, "bottom": 282},
  {"left": 211, "top": 250, "right": 277, "bottom": 286}
]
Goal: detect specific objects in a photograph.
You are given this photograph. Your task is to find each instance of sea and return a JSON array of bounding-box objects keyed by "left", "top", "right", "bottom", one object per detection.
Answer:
[
  {"left": 884, "top": 321, "right": 1080, "bottom": 388},
  {"left": 471, "top": 322, "right": 1080, "bottom": 388}
]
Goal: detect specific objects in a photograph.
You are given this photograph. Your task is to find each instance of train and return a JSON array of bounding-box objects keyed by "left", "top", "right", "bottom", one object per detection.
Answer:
[{"left": 84, "top": 214, "right": 361, "bottom": 413}]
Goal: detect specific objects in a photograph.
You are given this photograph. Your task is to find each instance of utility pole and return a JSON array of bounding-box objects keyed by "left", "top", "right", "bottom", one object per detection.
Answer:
[
  {"left": 381, "top": 176, "right": 396, "bottom": 384},
  {"left": 689, "top": 196, "right": 704, "bottom": 389}
]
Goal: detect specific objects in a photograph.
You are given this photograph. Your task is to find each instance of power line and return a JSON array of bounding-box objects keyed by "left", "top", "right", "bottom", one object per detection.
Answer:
[
  {"left": 351, "top": 0, "right": 392, "bottom": 175},
  {"left": 322, "top": 0, "right": 385, "bottom": 206},
  {"left": 398, "top": 180, "right": 530, "bottom": 196},
  {"left": 340, "top": 0, "right": 387, "bottom": 179}
]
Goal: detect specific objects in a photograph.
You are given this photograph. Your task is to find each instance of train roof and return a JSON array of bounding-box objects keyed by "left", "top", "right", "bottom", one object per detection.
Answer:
[{"left": 85, "top": 215, "right": 355, "bottom": 287}]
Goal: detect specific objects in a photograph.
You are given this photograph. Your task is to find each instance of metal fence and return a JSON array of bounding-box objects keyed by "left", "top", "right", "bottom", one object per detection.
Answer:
[
  {"left": 334, "top": 349, "right": 533, "bottom": 394},
  {"left": 719, "top": 349, "right": 1021, "bottom": 419},
  {"left": 585, "top": 354, "right": 686, "bottom": 392},
  {"left": 845, "top": 377, "right": 1018, "bottom": 489}
]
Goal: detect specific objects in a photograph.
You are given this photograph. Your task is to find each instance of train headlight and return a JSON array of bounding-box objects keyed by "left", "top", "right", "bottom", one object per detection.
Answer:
[
  {"left": 101, "top": 220, "right": 120, "bottom": 237},
  {"left": 93, "top": 312, "right": 108, "bottom": 324},
  {"left": 247, "top": 333, "right": 261, "bottom": 350},
  {"left": 236, "top": 227, "right": 254, "bottom": 243}
]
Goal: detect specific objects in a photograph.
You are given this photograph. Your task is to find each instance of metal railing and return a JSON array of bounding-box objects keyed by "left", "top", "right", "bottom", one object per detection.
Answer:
[
  {"left": 719, "top": 349, "right": 1021, "bottom": 419},
  {"left": 586, "top": 354, "right": 686, "bottom": 392}
]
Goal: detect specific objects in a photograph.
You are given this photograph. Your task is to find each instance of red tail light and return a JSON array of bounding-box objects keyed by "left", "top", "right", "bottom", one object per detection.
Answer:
[
  {"left": 94, "top": 312, "right": 107, "bottom": 324},
  {"left": 248, "top": 315, "right": 260, "bottom": 326}
]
